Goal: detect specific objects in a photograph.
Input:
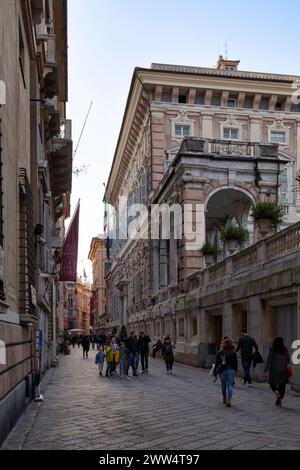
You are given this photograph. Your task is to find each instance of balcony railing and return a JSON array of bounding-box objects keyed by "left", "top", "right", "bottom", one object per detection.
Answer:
[
  {"left": 189, "top": 221, "right": 300, "bottom": 287},
  {"left": 180, "top": 138, "right": 279, "bottom": 159}
]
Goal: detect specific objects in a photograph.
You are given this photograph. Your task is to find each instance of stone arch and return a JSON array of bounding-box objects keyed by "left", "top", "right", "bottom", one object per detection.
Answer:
[{"left": 204, "top": 186, "right": 255, "bottom": 247}]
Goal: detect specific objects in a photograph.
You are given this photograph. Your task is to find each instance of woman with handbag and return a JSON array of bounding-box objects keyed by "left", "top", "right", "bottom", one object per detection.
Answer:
[
  {"left": 264, "top": 337, "right": 292, "bottom": 407},
  {"left": 214, "top": 338, "right": 238, "bottom": 407}
]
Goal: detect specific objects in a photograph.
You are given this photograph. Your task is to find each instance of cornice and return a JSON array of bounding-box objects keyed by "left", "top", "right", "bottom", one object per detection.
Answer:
[
  {"left": 138, "top": 70, "right": 298, "bottom": 96},
  {"left": 21, "top": 0, "right": 36, "bottom": 60}
]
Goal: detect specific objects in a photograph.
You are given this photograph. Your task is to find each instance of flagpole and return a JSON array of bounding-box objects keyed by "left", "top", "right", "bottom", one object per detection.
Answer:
[{"left": 62, "top": 199, "right": 80, "bottom": 247}]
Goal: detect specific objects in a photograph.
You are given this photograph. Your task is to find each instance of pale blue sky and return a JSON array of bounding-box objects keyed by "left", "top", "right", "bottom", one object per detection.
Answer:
[{"left": 67, "top": 0, "right": 300, "bottom": 279}]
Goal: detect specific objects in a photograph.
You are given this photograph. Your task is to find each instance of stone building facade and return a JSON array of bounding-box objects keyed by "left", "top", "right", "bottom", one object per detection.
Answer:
[
  {"left": 105, "top": 58, "right": 300, "bottom": 385},
  {"left": 88, "top": 235, "right": 106, "bottom": 333},
  {"left": 75, "top": 278, "right": 92, "bottom": 335},
  {"left": 0, "top": 0, "right": 72, "bottom": 445}
]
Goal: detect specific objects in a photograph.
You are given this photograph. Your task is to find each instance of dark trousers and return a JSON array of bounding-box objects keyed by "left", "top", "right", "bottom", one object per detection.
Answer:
[
  {"left": 105, "top": 362, "right": 113, "bottom": 376},
  {"left": 83, "top": 348, "right": 89, "bottom": 358},
  {"left": 165, "top": 359, "right": 173, "bottom": 371},
  {"left": 241, "top": 356, "right": 252, "bottom": 383},
  {"left": 269, "top": 383, "right": 286, "bottom": 398},
  {"left": 140, "top": 352, "right": 149, "bottom": 371}
]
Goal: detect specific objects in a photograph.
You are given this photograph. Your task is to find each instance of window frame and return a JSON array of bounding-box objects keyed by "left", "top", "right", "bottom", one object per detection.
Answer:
[{"left": 223, "top": 127, "right": 239, "bottom": 140}]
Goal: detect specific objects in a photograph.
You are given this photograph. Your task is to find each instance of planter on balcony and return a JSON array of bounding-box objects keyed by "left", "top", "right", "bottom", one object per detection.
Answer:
[
  {"left": 224, "top": 239, "right": 240, "bottom": 254},
  {"left": 257, "top": 218, "right": 274, "bottom": 237},
  {"left": 220, "top": 224, "right": 249, "bottom": 256},
  {"left": 204, "top": 253, "right": 215, "bottom": 267}
]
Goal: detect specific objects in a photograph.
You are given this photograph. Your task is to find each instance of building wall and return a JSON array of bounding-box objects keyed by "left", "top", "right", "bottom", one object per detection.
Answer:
[
  {"left": 0, "top": 0, "right": 72, "bottom": 446},
  {"left": 105, "top": 61, "right": 300, "bottom": 378}
]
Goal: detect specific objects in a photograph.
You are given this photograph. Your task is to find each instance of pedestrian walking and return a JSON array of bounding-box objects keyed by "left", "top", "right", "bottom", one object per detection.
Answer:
[
  {"left": 125, "top": 331, "right": 139, "bottom": 376},
  {"left": 91, "top": 333, "right": 98, "bottom": 350},
  {"left": 236, "top": 328, "right": 258, "bottom": 386},
  {"left": 95, "top": 347, "right": 106, "bottom": 376},
  {"left": 71, "top": 336, "right": 76, "bottom": 348},
  {"left": 81, "top": 335, "right": 90, "bottom": 358},
  {"left": 152, "top": 337, "right": 163, "bottom": 358},
  {"left": 76, "top": 335, "right": 81, "bottom": 348},
  {"left": 162, "top": 335, "right": 175, "bottom": 374},
  {"left": 119, "top": 342, "right": 128, "bottom": 379},
  {"left": 215, "top": 338, "right": 238, "bottom": 407},
  {"left": 105, "top": 341, "right": 114, "bottom": 377},
  {"left": 137, "top": 331, "right": 151, "bottom": 374},
  {"left": 264, "top": 337, "right": 292, "bottom": 407},
  {"left": 98, "top": 331, "right": 107, "bottom": 351}
]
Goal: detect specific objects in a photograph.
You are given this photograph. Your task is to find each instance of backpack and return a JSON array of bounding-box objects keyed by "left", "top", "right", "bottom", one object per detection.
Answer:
[{"left": 163, "top": 342, "right": 173, "bottom": 355}]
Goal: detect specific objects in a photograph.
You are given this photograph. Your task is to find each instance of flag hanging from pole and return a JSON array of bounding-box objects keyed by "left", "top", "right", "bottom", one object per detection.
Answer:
[{"left": 59, "top": 201, "right": 80, "bottom": 282}]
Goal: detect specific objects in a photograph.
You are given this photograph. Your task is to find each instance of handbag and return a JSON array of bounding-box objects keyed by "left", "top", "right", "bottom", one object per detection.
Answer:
[{"left": 287, "top": 364, "right": 293, "bottom": 378}]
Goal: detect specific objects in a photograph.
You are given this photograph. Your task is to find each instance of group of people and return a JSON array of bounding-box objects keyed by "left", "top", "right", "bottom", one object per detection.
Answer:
[
  {"left": 71, "top": 333, "right": 99, "bottom": 352},
  {"left": 213, "top": 329, "right": 292, "bottom": 408},
  {"left": 94, "top": 331, "right": 175, "bottom": 378}
]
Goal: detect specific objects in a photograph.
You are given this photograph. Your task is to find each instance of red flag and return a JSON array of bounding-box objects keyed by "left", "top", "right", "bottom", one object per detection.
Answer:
[{"left": 59, "top": 202, "right": 80, "bottom": 282}]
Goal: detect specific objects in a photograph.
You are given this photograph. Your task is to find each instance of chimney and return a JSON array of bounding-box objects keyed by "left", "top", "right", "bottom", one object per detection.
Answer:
[{"left": 216, "top": 55, "right": 240, "bottom": 71}]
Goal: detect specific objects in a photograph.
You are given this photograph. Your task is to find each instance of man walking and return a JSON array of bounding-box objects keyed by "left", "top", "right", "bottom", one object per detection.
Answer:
[
  {"left": 236, "top": 329, "right": 258, "bottom": 386},
  {"left": 137, "top": 331, "right": 151, "bottom": 374},
  {"left": 125, "top": 331, "right": 139, "bottom": 377}
]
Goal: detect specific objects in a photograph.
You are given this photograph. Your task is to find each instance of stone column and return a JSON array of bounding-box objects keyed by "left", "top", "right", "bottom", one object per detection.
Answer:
[
  {"left": 201, "top": 112, "right": 213, "bottom": 139},
  {"left": 223, "top": 302, "right": 233, "bottom": 338},
  {"left": 169, "top": 238, "right": 178, "bottom": 285},
  {"left": 250, "top": 116, "right": 262, "bottom": 142},
  {"left": 159, "top": 240, "right": 168, "bottom": 288},
  {"left": 152, "top": 240, "right": 159, "bottom": 294}
]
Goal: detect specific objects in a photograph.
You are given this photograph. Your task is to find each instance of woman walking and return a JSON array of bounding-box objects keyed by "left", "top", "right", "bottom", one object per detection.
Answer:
[
  {"left": 81, "top": 335, "right": 90, "bottom": 358},
  {"left": 264, "top": 337, "right": 291, "bottom": 407},
  {"left": 162, "top": 336, "right": 175, "bottom": 374},
  {"left": 215, "top": 338, "right": 238, "bottom": 407}
]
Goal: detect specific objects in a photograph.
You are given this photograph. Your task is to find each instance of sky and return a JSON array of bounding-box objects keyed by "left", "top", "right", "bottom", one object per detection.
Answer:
[{"left": 67, "top": 0, "right": 300, "bottom": 280}]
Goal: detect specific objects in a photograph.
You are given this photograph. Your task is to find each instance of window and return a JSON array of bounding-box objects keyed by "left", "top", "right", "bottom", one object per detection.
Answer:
[
  {"left": 192, "top": 318, "right": 198, "bottom": 336},
  {"left": 178, "top": 94, "right": 187, "bottom": 104},
  {"left": 270, "top": 131, "right": 286, "bottom": 143},
  {"left": 195, "top": 93, "right": 204, "bottom": 105},
  {"left": 227, "top": 99, "right": 236, "bottom": 108},
  {"left": 162, "top": 92, "right": 172, "bottom": 102},
  {"left": 179, "top": 318, "right": 185, "bottom": 337},
  {"left": 175, "top": 124, "right": 190, "bottom": 137},
  {"left": 223, "top": 128, "right": 239, "bottom": 139}
]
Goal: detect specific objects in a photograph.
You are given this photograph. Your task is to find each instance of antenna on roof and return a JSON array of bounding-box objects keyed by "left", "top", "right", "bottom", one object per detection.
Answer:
[
  {"left": 73, "top": 100, "right": 93, "bottom": 161},
  {"left": 224, "top": 42, "right": 229, "bottom": 60}
]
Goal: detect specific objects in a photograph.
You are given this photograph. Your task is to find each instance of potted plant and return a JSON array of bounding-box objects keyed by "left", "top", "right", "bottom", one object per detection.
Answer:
[
  {"left": 200, "top": 241, "right": 221, "bottom": 267},
  {"left": 250, "top": 201, "right": 284, "bottom": 236},
  {"left": 220, "top": 224, "right": 249, "bottom": 254}
]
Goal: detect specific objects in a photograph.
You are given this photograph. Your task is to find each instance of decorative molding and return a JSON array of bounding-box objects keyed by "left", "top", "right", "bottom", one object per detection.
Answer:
[
  {"left": 267, "top": 119, "right": 290, "bottom": 145},
  {"left": 219, "top": 117, "right": 241, "bottom": 140},
  {"left": 171, "top": 112, "right": 195, "bottom": 142}
]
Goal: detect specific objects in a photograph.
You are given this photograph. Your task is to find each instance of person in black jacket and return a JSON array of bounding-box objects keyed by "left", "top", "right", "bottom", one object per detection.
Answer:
[
  {"left": 81, "top": 335, "right": 90, "bottom": 359},
  {"left": 236, "top": 329, "right": 258, "bottom": 386},
  {"left": 215, "top": 338, "right": 238, "bottom": 407},
  {"left": 137, "top": 331, "right": 151, "bottom": 374},
  {"left": 264, "top": 337, "right": 291, "bottom": 407},
  {"left": 125, "top": 331, "right": 139, "bottom": 376}
]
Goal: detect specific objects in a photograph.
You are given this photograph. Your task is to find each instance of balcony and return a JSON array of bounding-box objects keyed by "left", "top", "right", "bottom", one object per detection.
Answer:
[
  {"left": 37, "top": 34, "right": 56, "bottom": 64},
  {"left": 49, "top": 122, "right": 73, "bottom": 197},
  {"left": 180, "top": 138, "right": 279, "bottom": 159}
]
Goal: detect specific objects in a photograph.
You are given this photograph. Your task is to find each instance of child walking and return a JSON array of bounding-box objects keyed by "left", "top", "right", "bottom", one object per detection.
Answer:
[
  {"left": 105, "top": 341, "right": 114, "bottom": 377},
  {"left": 95, "top": 347, "right": 106, "bottom": 376},
  {"left": 119, "top": 342, "right": 129, "bottom": 379}
]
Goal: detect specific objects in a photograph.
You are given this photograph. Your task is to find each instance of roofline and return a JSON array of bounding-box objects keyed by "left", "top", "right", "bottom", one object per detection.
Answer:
[
  {"left": 146, "top": 64, "right": 300, "bottom": 83},
  {"left": 105, "top": 68, "right": 142, "bottom": 201}
]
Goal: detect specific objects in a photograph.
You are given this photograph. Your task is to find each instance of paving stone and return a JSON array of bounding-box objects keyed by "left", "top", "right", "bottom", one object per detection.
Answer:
[{"left": 2, "top": 348, "right": 300, "bottom": 450}]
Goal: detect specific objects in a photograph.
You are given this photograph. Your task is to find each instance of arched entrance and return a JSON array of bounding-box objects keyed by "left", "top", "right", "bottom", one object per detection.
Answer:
[{"left": 205, "top": 188, "right": 254, "bottom": 249}]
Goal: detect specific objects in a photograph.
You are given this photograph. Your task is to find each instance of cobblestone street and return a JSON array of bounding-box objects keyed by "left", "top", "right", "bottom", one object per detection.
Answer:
[{"left": 2, "top": 347, "right": 300, "bottom": 451}]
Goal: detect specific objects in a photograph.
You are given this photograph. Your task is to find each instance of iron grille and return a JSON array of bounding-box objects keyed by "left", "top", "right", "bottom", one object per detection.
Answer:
[{"left": 19, "top": 168, "right": 36, "bottom": 317}]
